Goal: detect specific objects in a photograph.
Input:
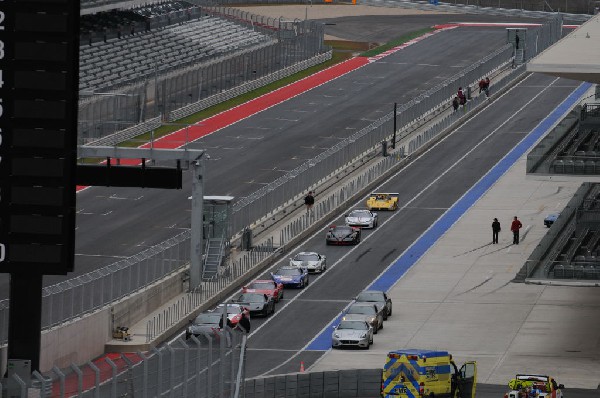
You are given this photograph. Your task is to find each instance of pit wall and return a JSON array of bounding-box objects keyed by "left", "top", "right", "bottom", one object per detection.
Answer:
[
  {"left": 244, "top": 369, "right": 382, "bottom": 398},
  {"left": 38, "top": 270, "right": 184, "bottom": 371}
]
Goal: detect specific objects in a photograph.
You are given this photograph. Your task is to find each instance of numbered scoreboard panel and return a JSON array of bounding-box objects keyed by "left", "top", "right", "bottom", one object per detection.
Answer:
[{"left": 0, "top": 0, "right": 79, "bottom": 274}]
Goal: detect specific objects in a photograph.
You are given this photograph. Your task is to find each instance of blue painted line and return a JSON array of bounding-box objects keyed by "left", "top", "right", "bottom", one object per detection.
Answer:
[{"left": 306, "top": 82, "right": 592, "bottom": 351}]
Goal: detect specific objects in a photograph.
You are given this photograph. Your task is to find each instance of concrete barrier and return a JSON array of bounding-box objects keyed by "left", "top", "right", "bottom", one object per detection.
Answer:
[{"left": 244, "top": 369, "right": 382, "bottom": 398}]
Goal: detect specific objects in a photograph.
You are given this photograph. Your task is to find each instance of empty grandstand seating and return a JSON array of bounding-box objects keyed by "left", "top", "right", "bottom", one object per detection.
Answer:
[{"left": 79, "top": 15, "right": 274, "bottom": 92}]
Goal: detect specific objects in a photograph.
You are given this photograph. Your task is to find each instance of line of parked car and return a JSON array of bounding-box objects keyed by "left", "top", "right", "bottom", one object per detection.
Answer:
[{"left": 187, "top": 193, "right": 400, "bottom": 341}]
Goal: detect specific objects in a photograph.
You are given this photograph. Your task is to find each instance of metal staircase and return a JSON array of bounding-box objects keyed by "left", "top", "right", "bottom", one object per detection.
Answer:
[
  {"left": 514, "top": 49, "right": 525, "bottom": 66},
  {"left": 202, "top": 236, "right": 226, "bottom": 280}
]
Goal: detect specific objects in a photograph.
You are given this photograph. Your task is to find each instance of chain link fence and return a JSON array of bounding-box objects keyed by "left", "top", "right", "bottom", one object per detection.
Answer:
[
  {"left": 230, "top": 42, "right": 515, "bottom": 234},
  {"left": 78, "top": 5, "right": 326, "bottom": 145},
  {"left": 2, "top": 330, "right": 246, "bottom": 398},
  {"left": 0, "top": 14, "right": 562, "bottom": 355}
]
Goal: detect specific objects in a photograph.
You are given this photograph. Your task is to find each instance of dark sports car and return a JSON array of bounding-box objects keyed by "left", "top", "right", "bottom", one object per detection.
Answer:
[
  {"left": 232, "top": 292, "right": 275, "bottom": 317},
  {"left": 185, "top": 312, "right": 222, "bottom": 339},
  {"left": 271, "top": 266, "right": 309, "bottom": 288},
  {"left": 326, "top": 225, "right": 361, "bottom": 245},
  {"left": 355, "top": 290, "right": 393, "bottom": 320}
]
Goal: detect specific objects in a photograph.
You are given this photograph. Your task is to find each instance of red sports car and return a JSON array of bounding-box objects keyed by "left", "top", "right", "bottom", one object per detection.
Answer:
[
  {"left": 213, "top": 303, "right": 250, "bottom": 326},
  {"left": 242, "top": 279, "right": 284, "bottom": 302}
]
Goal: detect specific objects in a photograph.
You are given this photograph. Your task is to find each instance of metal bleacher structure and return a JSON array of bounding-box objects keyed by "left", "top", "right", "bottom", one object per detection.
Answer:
[
  {"left": 79, "top": 12, "right": 272, "bottom": 92},
  {"left": 524, "top": 98, "right": 600, "bottom": 284}
]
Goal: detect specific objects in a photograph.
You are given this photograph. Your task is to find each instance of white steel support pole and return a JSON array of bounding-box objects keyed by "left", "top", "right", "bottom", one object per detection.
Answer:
[{"left": 190, "top": 154, "right": 205, "bottom": 289}]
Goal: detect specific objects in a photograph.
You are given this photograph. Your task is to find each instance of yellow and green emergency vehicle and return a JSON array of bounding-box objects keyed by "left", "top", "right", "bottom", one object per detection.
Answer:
[{"left": 381, "top": 349, "right": 477, "bottom": 398}]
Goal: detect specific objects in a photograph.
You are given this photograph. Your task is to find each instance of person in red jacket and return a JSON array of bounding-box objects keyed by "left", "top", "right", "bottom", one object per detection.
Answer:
[{"left": 511, "top": 216, "right": 523, "bottom": 244}]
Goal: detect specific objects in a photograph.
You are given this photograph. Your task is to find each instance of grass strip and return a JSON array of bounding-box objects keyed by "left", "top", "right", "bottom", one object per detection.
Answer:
[
  {"left": 100, "top": 28, "right": 435, "bottom": 150},
  {"left": 360, "top": 27, "right": 435, "bottom": 57}
]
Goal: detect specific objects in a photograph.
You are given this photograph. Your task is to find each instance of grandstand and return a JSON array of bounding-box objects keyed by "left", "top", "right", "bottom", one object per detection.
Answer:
[{"left": 79, "top": 2, "right": 276, "bottom": 92}]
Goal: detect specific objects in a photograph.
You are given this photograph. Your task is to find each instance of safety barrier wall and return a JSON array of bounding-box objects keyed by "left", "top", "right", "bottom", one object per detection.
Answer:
[
  {"left": 230, "top": 43, "right": 515, "bottom": 234},
  {"left": 138, "top": 60, "right": 530, "bottom": 347},
  {"left": 362, "top": 0, "right": 591, "bottom": 22},
  {"left": 244, "top": 369, "right": 383, "bottom": 398},
  {"left": 0, "top": 14, "right": 560, "bottom": 355},
  {"left": 78, "top": 7, "right": 326, "bottom": 145},
  {"left": 2, "top": 331, "right": 247, "bottom": 398}
]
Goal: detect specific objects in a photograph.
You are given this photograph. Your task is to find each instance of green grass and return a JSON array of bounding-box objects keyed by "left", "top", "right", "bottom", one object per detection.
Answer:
[
  {"left": 360, "top": 27, "right": 435, "bottom": 57},
  {"left": 115, "top": 29, "right": 434, "bottom": 148}
]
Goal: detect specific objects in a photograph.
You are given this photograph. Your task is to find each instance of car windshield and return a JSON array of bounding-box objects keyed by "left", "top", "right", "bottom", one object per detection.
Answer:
[
  {"left": 276, "top": 268, "right": 301, "bottom": 276},
  {"left": 348, "top": 210, "right": 370, "bottom": 218},
  {"left": 334, "top": 226, "right": 353, "bottom": 234},
  {"left": 294, "top": 253, "right": 319, "bottom": 261},
  {"left": 248, "top": 282, "right": 275, "bottom": 290},
  {"left": 347, "top": 305, "right": 375, "bottom": 315},
  {"left": 237, "top": 293, "right": 265, "bottom": 303},
  {"left": 357, "top": 291, "right": 384, "bottom": 302},
  {"left": 337, "top": 320, "right": 368, "bottom": 330},
  {"left": 216, "top": 304, "right": 242, "bottom": 314},
  {"left": 194, "top": 314, "right": 221, "bottom": 324}
]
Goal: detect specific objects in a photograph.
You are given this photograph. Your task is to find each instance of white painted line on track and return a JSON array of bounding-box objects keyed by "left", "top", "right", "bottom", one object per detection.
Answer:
[{"left": 257, "top": 74, "right": 565, "bottom": 376}]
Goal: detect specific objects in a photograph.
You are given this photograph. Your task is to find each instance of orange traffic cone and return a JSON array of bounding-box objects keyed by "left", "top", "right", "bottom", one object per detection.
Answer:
[{"left": 300, "top": 361, "right": 305, "bottom": 372}]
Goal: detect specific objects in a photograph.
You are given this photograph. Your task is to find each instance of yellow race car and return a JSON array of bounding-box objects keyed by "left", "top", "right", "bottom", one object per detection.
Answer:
[{"left": 366, "top": 193, "right": 399, "bottom": 211}]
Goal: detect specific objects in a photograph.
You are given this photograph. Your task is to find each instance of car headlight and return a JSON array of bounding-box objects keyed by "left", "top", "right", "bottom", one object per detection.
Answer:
[
  {"left": 369, "top": 317, "right": 376, "bottom": 323},
  {"left": 333, "top": 333, "right": 340, "bottom": 338},
  {"left": 360, "top": 333, "right": 367, "bottom": 338}
]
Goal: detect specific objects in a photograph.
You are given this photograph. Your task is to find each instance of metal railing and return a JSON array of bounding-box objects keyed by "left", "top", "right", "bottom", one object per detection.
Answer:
[
  {"left": 230, "top": 43, "right": 515, "bottom": 234},
  {"left": 145, "top": 238, "right": 275, "bottom": 342},
  {"left": 363, "top": 0, "right": 591, "bottom": 22},
  {"left": 0, "top": 15, "right": 562, "bottom": 348},
  {"left": 2, "top": 329, "right": 246, "bottom": 398},
  {"left": 78, "top": 6, "right": 326, "bottom": 145}
]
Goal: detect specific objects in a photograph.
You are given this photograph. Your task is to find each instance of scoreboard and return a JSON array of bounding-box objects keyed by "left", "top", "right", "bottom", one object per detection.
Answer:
[{"left": 0, "top": 0, "right": 79, "bottom": 274}]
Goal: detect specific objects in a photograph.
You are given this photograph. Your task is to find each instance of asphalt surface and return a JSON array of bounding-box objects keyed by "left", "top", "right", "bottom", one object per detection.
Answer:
[
  {"left": 0, "top": 25, "right": 511, "bottom": 298},
  {"left": 232, "top": 72, "right": 579, "bottom": 379}
]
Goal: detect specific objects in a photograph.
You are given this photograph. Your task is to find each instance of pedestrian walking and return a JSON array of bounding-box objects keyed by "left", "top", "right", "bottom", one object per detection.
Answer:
[
  {"left": 478, "top": 77, "right": 490, "bottom": 97},
  {"left": 237, "top": 312, "right": 250, "bottom": 333},
  {"left": 457, "top": 87, "right": 466, "bottom": 105},
  {"left": 452, "top": 96, "right": 459, "bottom": 112},
  {"left": 511, "top": 216, "right": 523, "bottom": 244},
  {"left": 304, "top": 191, "right": 315, "bottom": 212},
  {"left": 492, "top": 217, "right": 501, "bottom": 244}
]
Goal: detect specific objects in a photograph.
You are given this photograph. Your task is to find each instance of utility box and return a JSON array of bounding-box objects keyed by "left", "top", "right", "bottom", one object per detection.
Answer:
[
  {"left": 506, "top": 28, "right": 527, "bottom": 50},
  {"left": 6, "top": 359, "right": 31, "bottom": 397}
]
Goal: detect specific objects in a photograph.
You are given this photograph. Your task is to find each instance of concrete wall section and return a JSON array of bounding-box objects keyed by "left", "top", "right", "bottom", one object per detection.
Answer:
[
  {"left": 244, "top": 369, "right": 383, "bottom": 398},
  {"left": 39, "top": 270, "right": 185, "bottom": 372}
]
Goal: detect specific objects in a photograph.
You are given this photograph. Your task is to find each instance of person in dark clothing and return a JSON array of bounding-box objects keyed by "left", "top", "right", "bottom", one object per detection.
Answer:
[
  {"left": 304, "top": 191, "right": 315, "bottom": 212},
  {"left": 511, "top": 216, "right": 523, "bottom": 244},
  {"left": 237, "top": 312, "right": 250, "bottom": 333},
  {"left": 479, "top": 77, "right": 490, "bottom": 97},
  {"left": 457, "top": 87, "right": 466, "bottom": 106},
  {"left": 452, "top": 96, "right": 459, "bottom": 112},
  {"left": 492, "top": 218, "right": 501, "bottom": 244}
]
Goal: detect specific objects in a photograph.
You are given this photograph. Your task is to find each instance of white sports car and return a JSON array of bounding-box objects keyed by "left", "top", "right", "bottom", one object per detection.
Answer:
[
  {"left": 289, "top": 252, "right": 327, "bottom": 273},
  {"left": 345, "top": 209, "right": 378, "bottom": 229}
]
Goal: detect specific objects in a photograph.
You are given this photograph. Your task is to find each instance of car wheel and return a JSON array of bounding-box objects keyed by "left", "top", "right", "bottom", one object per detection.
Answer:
[
  {"left": 364, "top": 344, "right": 370, "bottom": 350},
  {"left": 306, "top": 277, "right": 310, "bottom": 286},
  {"left": 326, "top": 240, "right": 331, "bottom": 245},
  {"left": 369, "top": 337, "right": 373, "bottom": 345},
  {"left": 379, "top": 321, "right": 383, "bottom": 330},
  {"left": 262, "top": 307, "right": 268, "bottom": 317},
  {"left": 383, "top": 314, "right": 388, "bottom": 321},
  {"left": 374, "top": 326, "right": 378, "bottom": 335},
  {"left": 271, "top": 304, "right": 275, "bottom": 314},
  {"left": 388, "top": 308, "right": 392, "bottom": 317}
]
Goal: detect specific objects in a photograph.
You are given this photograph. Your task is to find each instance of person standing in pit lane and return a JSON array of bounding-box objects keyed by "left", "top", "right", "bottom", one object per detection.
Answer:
[
  {"left": 492, "top": 218, "right": 501, "bottom": 244},
  {"left": 511, "top": 216, "right": 523, "bottom": 244}
]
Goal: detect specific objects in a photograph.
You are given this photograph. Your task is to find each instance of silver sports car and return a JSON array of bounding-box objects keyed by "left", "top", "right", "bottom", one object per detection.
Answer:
[
  {"left": 289, "top": 252, "right": 327, "bottom": 273},
  {"left": 345, "top": 209, "right": 378, "bottom": 229},
  {"left": 331, "top": 320, "right": 373, "bottom": 349}
]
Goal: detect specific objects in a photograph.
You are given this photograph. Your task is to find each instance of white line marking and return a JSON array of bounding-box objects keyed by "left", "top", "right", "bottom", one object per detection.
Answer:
[{"left": 257, "top": 74, "right": 564, "bottom": 376}]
